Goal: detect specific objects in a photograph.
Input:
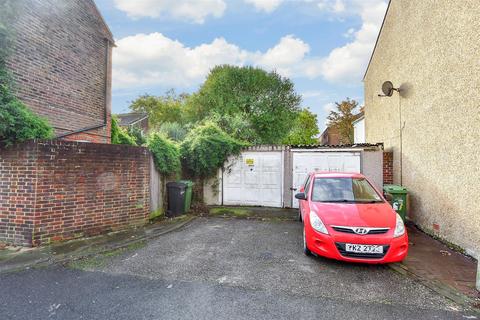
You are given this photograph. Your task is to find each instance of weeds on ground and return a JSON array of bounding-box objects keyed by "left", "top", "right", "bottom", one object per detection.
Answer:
[
  {"left": 68, "top": 240, "right": 146, "bottom": 270},
  {"left": 209, "top": 207, "right": 252, "bottom": 217}
]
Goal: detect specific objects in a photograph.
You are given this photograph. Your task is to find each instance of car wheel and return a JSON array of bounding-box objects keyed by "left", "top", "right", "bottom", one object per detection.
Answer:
[{"left": 303, "top": 226, "right": 312, "bottom": 256}]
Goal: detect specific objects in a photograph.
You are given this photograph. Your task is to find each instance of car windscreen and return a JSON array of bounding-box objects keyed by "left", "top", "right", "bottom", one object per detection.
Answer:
[{"left": 311, "top": 177, "right": 383, "bottom": 203}]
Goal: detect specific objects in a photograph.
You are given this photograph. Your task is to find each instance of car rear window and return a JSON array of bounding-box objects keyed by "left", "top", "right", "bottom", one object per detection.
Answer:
[{"left": 311, "top": 177, "right": 383, "bottom": 203}]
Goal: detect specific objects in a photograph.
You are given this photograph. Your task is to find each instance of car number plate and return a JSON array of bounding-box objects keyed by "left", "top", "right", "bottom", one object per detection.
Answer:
[{"left": 345, "top": 244, "right": 383, "bottom": 254}]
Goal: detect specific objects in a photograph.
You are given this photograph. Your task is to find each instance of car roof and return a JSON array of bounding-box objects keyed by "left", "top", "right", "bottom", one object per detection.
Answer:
[{"left": 312, "top": 172, "right": 365, "bottom": 179}]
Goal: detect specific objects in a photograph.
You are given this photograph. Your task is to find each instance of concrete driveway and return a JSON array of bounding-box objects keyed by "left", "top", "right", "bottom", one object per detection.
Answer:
[{"left": 0, "top": 216, "right": 476, "bottom": 319}]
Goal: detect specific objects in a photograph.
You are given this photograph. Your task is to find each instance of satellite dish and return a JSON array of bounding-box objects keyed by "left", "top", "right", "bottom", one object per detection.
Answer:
[{"left": 381, "top": 81, "right": 394, "bottom": 96}]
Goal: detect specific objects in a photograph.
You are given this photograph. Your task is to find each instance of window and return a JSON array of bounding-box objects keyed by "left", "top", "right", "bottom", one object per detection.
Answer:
[{"left": 311, "top": 178, "right": 383, "bottom": 203}]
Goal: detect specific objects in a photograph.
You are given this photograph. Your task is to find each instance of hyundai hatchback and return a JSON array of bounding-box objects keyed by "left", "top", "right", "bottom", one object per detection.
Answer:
[{"left": 296, "top": 172, "right": 408, "bottom": 263}]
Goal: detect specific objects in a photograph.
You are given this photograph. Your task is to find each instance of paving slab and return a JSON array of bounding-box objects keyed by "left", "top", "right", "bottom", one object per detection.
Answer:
[{"left": 390, "top": 224, "right": 480, "bottom": 309}]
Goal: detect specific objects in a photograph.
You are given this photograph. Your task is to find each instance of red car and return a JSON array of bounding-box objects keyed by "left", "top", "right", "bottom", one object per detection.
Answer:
[{"left": 296, "top": 172, "right": 408, "bottom": 264}]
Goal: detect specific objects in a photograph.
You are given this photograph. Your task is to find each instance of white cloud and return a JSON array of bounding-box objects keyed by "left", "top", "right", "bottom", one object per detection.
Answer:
[
  {"left": 113, "top": 34, "right": 314, "bottom": 89},
  {"left": 332, "top": 0, "right": 346, "bottom": 13},
  {"left": 244, "top": 0, "right": 283, "bottom": 13},
  {"left": 113, "top": 33, "right": 249, "bottom": 89},
  {"left": 112, "top": 0, "right": 388, "bottom": 89},
  {"left": 317, "top": 0, "right": 345, "bottom": 12},
  {"left": 113, "top": 0, "right": 226, "bottom": 23},
  {"left": 256, "top": 35, "right": 311, "bottom": 76},
  {"left": 301, "top": 90, "right": 324, "bottom": 98},
  {"left": 323, "top": 102, "right": 336, "bottom": 113},
  {"left": 318, "top": 0, "right": 388, "bottom": 82}
]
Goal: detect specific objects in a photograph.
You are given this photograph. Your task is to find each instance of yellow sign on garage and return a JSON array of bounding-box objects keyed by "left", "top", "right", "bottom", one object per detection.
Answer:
[{"left": 245, "top": 158, "right": 255, "bottom": 166}]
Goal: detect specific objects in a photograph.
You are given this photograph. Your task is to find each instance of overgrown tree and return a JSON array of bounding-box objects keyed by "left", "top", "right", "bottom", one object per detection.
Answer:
[
  {"left": 186, "top": 65, "right": 302, "bottom": 144},
  {"left": 180, "top": 122, "right": 248, "bottom": 179},
  {"left": 129, "top": 90, "right": 187, "bottom": 129},
  {"left": 127, "top": 125, "right": 147, "bottom": 146},
  {"left": 111, "top": 116, "right": 137, "bottom": 145},
  {"left": 283, "top": 108, "right": 320, "bottom": 145},
  {"left": 158, "top": 122, "right": 187, "bottom": 142},
  {"left": 326, "top": 98, "right": 359, "bottom": 144},
  {"left": 147, "top": 133, "right": 181, "bottom": 177}
]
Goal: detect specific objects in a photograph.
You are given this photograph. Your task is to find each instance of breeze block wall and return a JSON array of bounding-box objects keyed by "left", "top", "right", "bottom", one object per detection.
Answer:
[{"left": 0, "top": 140, "right": 150, "bottom": 246}]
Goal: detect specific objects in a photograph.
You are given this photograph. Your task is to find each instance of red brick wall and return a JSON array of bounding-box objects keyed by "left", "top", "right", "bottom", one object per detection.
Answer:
[
  {"left": 383, "top": 151, "right": 394, "bottom": 185},
  {"left": 5, "top": 0, "right": 113, "bottom": 143},
  {"left": 0, "top": 140, "right": 150, "bottom": 246},
  {"left": 0, "top": 143, "right": 37, "bottom": 245}
]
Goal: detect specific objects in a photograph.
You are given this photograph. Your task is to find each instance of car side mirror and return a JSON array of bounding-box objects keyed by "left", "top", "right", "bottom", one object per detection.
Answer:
[
  {"left": 384, "top": 193, "right": 393, "bottom": 202},
  {"left": 295, "top": 192, "right": 307, "bottom": 200}
]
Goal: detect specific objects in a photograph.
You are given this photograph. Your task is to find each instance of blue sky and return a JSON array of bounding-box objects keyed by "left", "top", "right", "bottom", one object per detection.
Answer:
[{"left": 96, "top": 0, "right": 388, "bottom": 131}]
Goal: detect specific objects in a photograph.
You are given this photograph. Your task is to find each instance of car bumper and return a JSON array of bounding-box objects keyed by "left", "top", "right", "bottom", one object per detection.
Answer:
[{"left": 305, "top": 225, "right": 408, "bottom": 264}]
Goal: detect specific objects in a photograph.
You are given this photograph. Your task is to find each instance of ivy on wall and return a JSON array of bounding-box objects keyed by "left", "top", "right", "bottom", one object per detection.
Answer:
[
  {"left": 110, "top": 116, "right": 137, "bottom": 146},
  {"left": 148, "top": 133, "right": 181, "bottom": 177},
  {"left": 180, "top": 122, "right": 248, "bottom": 179}
]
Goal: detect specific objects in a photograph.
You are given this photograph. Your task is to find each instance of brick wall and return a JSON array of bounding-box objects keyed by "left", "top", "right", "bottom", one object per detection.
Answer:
[
  {"left": 0, "top": 140, "right": 150, "bottom": 246},
  {"left": 383, "top": 151, "right": 394, "bottom": 185},
  {"left": 5, "top": 0, "right": 113, "bottom": 143}
]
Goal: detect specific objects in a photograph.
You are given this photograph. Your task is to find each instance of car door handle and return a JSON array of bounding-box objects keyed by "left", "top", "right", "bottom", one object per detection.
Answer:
[{"left": 290, "top": 187, "right": 297, "bottom": 191}]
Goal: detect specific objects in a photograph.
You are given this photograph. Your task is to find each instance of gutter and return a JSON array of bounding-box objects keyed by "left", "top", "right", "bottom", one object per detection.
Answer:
[{"left": 56, "top": 38, "right": 111, "bottom": 139}]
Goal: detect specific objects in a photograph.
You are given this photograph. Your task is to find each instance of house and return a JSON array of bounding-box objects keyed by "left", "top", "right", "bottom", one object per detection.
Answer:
[
  {"left": 319, "top": 126, "right": 341, "bottom": 145},
  {"left": 320, "top": 111, "right": 364, "bottom": 145},
  {"left": 116, "top": 113, "right": 149, "bottom": 134},
  {"left": 5, "top": 0, "right": 114, "bottom": 143},
  {"left": 363, "top": 0, "right": 479, "bottom": 266},
  {"left": 352, "top": 111, "right": 365, "bottom": 144}
]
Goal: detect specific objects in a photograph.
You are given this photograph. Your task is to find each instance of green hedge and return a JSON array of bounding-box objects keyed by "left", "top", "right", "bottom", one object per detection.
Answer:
[
  {"left": 111, "top": 116, "right": 137, "bottom": 145},
  {"left": 148, "top": 132, "right": 181, "bottom": 176},
  {"left": 0, "top": 83, "right": 53, "bottom": 146},
  {"left": 180, "top": 122, "right": 247, "bottom": 178}
]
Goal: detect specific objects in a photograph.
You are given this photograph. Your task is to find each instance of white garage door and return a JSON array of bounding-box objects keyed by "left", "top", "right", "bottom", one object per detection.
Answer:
[
  {"left": 291, "top": 151, "right": 361, "bottom": 208},
  {"left": 223, "top": 152, "right": 283, "bottom": 207}
]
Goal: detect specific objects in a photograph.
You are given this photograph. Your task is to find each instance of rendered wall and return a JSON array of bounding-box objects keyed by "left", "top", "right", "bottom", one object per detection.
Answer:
[{"left": 364, "top": 0, "right": 480, "bottom": 257}]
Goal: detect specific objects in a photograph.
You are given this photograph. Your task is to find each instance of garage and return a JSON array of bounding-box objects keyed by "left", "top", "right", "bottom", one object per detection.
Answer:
[
  {"left": 222, "top": 151, "right": 283, "bottom": 207},
  {"left": 291, "top": 151, "right": 361, "bottom": 208},
  {"left": 204, "top": 144, "right": 383, "bottom": 208}
]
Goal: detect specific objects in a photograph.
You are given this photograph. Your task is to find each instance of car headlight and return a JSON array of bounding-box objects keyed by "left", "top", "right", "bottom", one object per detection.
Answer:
[
  {"left": 393, "top": 213, "right": 405, "bottom": 237},
  {"left": 309, "top": 211, "right": 328, "bottom": 234}
]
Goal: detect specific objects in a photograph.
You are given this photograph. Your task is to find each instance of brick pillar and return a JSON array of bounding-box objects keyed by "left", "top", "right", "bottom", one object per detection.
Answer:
[{"left": 383, "top": 152, "right": 393, "bottom": 185}]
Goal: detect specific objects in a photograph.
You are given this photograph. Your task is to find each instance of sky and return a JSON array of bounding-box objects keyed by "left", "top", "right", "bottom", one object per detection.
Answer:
[{"left": 95, "top": 0, "right": 388, "bottom": 132}]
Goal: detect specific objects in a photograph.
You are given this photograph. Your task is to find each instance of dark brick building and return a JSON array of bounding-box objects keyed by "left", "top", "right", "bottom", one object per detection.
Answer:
[
  {"left": 5, "top": 0, "right": 114, "bottom": 143},
  {"left": 319, "top": 126, "right": 341, "bottom": 145}
]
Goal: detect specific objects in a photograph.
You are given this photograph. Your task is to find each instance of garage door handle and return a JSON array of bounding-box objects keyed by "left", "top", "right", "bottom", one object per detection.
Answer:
[{"left": 290, "top": 187, "right": 297, "bottom": 191}]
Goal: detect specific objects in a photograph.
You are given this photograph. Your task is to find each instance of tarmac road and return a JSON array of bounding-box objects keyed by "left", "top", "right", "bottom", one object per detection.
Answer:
[{"left": 0, "top": 217, "right": 476, "bottom": 319}]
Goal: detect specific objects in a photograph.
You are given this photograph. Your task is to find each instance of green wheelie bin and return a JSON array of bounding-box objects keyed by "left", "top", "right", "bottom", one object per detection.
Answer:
[
  {"left": 179, "top": 180, "right": 193, "bottom": 213},
  {"left": 383, "top": 184, "right": 408, "bottom": 222}
]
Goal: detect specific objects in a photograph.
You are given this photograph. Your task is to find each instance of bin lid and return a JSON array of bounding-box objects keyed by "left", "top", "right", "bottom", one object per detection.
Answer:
[
  {"left": 166, "top": 182, "right": 187, "bottom": 190},
  {"left": 383, "top": 184, "right": 408, "bottom": 194},
  {"left": 178, "top": 180, "right": 194, "bottom": 187}
]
